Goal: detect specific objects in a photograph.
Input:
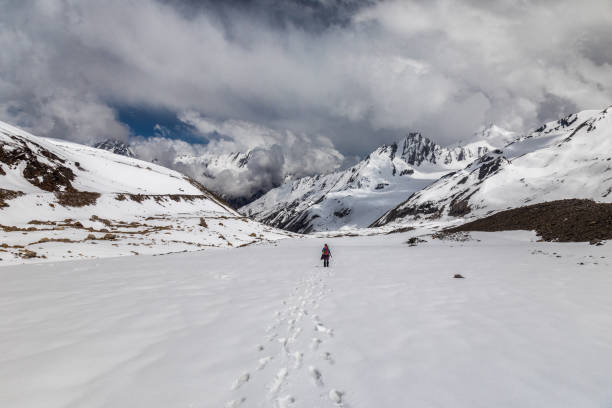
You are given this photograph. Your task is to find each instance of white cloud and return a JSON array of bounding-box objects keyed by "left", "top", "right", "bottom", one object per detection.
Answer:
[
  {"left": 0, "top": 0, "right": 610, "bottom": 151},
  {"left": 131, "top": 113, "right": 344, "bottom": 201}
]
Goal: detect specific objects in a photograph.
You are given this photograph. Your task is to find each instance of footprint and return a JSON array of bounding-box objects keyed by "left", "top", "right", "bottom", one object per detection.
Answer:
[
  {"left": 329, "top": 389, "right": 345, "bottom": 405},
  {"left": 278, "top": 337, "right": 289, "bottom": 352},
  {"left": 257, "top": 344, "right": 265, "bottom": 352},
  {"left": 277, "top": 395, "right": 295, "bottom": 408},
  {"left": 231, "top": 372, "right": 250, "bottom": 390},
  {"left": 257, "top": 356, "right": 273, "bottom": 370},
  {"left": 315, "top": 323, "right": 334, "bottom": 337},
  {"left": 322, "top": 351, "right": 335, "bottom": 365},
  {"left": 289, "top": 327, "right": 302, "bottom": 343},
  {"left": 225, "top": 397, "right": 246, "bottom": 408},
  {"left": 269, "top": 368, "right": 288, "bottom": 395},
  {"left": 310, "top": 337, "right": 322, "bottom": 350},
  {"left": 309, "top": 366, "right": 324, "bottom": 387},
  {"left": 291, "top": 351, "right": 303, "bottom": 369}
]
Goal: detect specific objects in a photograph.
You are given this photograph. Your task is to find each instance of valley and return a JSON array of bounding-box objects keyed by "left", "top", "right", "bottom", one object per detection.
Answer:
[{"left": 2, "top": 2, "right": 611, "bottom": 407}]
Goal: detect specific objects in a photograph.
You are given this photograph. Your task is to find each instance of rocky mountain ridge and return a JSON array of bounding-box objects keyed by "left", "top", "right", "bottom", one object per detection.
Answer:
[
  {"left": 93, "top": 139, "right": 136, "bottom": 158},
  {"left": 241, "top": 128, "right": 510, "bottom": 233},
  {"left": 372, "top": 108, "right": 612, "bottom": 228}
]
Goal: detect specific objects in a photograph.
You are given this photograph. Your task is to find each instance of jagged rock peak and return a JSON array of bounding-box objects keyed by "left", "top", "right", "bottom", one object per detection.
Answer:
[
  {"left": 373, "top": 132, "right": 441, "bottom": 165},
  {"left": 93, "top": 139, "right": 136, "bottom": 158},
  {"left": 397, "top": 132, "right": 440, "bottom": 166}
]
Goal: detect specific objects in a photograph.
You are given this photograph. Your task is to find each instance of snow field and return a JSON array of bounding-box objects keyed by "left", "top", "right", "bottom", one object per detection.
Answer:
[
  {"left": 1, "top": 231, "right": 612, "bottom": 407},
  {"left": 0, "top": 205, "right": 291, "bottom": 265},
  {"left": 225, "top": 249, "right": 345, "bottom": 407}
]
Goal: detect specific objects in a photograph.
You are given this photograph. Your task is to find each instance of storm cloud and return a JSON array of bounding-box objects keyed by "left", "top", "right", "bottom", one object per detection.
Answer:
[
  {"left": 1, "top": 0, "right": 611, "bottom": 195},
  {"left": 131, "top": 114, "right": 345, "bottom": 201}
]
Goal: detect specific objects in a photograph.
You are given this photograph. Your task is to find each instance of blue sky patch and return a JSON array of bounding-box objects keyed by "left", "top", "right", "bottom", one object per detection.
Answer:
[{"left": 116, "top": 106, "right": 208, "bottom": 145}]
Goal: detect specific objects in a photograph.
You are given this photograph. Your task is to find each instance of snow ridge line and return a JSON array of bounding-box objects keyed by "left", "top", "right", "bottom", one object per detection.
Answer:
[{"left": 225, "top": 265, "right": 349, "bottom": 407}]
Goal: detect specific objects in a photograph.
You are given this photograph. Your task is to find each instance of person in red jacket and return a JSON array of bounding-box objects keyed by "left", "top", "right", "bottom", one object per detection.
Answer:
[{"left": 321, "top": 244, "right": 331, "bottom": 267}]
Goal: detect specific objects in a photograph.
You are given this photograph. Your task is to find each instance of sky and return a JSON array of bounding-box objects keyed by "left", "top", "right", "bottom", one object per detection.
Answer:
[{"left": 1, "top": 0, "right": 611, "bottom": 200}]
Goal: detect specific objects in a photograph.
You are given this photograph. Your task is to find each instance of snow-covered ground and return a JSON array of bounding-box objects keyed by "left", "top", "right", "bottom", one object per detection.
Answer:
[{"left": 2, "top": 230, "right": 612, "bottom": 407}]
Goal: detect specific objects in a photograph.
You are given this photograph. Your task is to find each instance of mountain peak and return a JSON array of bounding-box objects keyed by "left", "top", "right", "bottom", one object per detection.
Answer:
[
  {"left": 93, "top": 139, "right": 136, "bottom": 158},
  {"left": 396, "top": 132, "right": 440, "bottom": 166},
  {"left": 470, "top": 124, "right": 517, "bottom": 147}
]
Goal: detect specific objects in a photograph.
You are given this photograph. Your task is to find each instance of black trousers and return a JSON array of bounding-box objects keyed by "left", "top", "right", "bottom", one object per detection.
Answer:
[{"left": 323, "top": 256, "right": 330, "bottom": 267}]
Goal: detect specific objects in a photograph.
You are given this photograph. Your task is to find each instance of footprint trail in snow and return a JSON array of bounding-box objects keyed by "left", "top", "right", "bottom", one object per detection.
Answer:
[{"left": 225, "top": 265, "right": 349, "bottom": 407}]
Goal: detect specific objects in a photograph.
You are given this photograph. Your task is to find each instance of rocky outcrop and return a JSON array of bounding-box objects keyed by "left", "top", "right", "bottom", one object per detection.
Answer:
[
  {"left": 93, "top": 139, "right": 136, "bottom": 158},
  {"left": 446, "top": 199, "right": 612, "bottom": 242}
]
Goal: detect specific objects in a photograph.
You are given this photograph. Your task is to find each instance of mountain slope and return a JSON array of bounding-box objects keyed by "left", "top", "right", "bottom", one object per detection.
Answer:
[
  {"left": 372, "top": 108, "right": 612, "bottom": 227},
  {"left": 446, "top": 199, "right": 612, "bottom": 242},
  {"left": 0, "top": 121, "right": 289, "bottom": 264},
  {"left": 94, "top": 138, "right": 259, "bottom": 207},
  {"left": 242, "top": 130, "right": 510, "bottom": 233}
]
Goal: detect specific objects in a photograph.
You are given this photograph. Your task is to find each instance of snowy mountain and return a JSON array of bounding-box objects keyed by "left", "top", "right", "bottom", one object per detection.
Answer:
[
  {"left": 93, "top": 139, "right": 136, "bottom": 158},
  {"left": 0, "top": 121, "right": 289, "bottom": 263},
  {"left": 372, "top": 108, "right": 612, "bottom": 227},
  {"left": 93, "top": 139, "right": 258, "bottom": 207},
  {"left": 241, "top": 131, "right": 509, "bottom": 233}
]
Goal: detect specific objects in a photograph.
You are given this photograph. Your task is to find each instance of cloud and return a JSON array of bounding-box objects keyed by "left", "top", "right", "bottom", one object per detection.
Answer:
[
  {"left": 352, "top": 0, "right": 612, "bottom": 138},
  {"left": 131, "top": 113, "right": 345, "bottom": 201},
  {"left": 0, "top": 0, "right": 611, "bottom": 155}
]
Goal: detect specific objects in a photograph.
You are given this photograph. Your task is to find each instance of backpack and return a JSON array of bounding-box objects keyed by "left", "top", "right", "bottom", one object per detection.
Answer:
[{"left": 323, "top": 246, "right": 329, "bottom": 256}]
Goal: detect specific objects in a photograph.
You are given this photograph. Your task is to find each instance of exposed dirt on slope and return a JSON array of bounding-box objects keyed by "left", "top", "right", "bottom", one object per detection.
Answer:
[
  {"left": 116, "top": 193, "right": 224, "bottom": 205},
  {"left": 55, "top": 190, "right": 101, "bottom": 207},
  {"left": 447, "top": 199, "right": 612, "bottom": 242},
  {"left": 0, "top": 134, "right": 76, "bottom": 192},
  {"left": 0, "top": 189, "right": 24, "bottom": 208}
]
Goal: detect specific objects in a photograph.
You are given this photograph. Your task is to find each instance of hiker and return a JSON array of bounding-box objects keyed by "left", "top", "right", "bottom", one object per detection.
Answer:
[{"left": 321, "top": 243, "right": 332, "bottom": 267}]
